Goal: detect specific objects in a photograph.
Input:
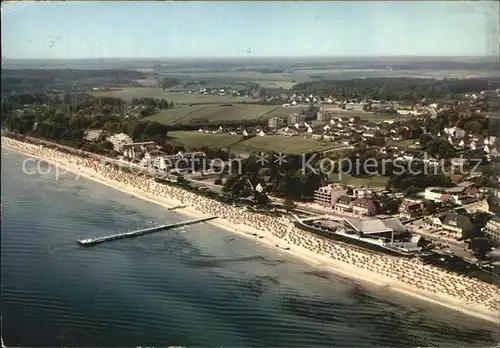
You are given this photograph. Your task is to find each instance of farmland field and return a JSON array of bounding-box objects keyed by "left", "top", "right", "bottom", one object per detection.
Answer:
[
  {"left": 164, "top": 131, "right": 344, "bottom": 154},
  {"left": 260, "top": 107, "right": 309, "bottom": 120},
  {"left": 231, "top": 135, "right": 342, "bottom": 154},
  {"left": 328, "top": 173, "right": 390, "bottom": 187},
  {"left": 166, "top": 131, "right": 243, "bottom": 149},
  {"left": 140, "top": 105, "right": 209, "bottom": 124},
  {"left": 394, "top": 139, "right": 417, "bottom": 148},
  {"left": 142, "top": 104, "right": 277, "bottom": 125},
  {"left": 185, "top": 104, "right": 276, "bottom": 123}
]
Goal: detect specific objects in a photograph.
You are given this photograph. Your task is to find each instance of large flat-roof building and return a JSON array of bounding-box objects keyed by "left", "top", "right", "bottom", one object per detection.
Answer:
[
  {"left": 287, "top": 113, "right": 305, "bottom": 126},
  {"left": 342, "top": 216, "right": 408, "bottom": 243},
  {"left": 316, "top": 105, "right": 341, "bottom": 122},
  {"left": 313, "top": 184, "right": 348, "bottom": 208},
  {"left": 268, "top": 116, "right": 285, "bottom": 129}
]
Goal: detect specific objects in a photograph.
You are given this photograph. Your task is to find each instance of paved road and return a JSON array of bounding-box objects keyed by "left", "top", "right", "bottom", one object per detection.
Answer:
[{"left": 320, "top": 145, "right": 353, "bottom": 154}]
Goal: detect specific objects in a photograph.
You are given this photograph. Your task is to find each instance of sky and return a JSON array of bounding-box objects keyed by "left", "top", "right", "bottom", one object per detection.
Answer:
[{"left": 1, "top": 1, "right": 499, "bottom": 59}]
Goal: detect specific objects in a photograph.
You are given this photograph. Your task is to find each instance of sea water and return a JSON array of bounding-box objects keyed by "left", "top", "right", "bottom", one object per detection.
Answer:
[{"left": 1, "top": 149, "right": 498, "bottom": 347}]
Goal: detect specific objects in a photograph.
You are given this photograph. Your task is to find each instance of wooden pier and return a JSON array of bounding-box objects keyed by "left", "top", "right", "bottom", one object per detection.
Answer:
[{"left": 77, "top": 216, "right": 217, "bottom": 247}]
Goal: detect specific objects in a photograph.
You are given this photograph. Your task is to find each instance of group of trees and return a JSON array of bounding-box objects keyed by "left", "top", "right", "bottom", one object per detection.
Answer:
[
  {"left": 388, "top": 172, "right": 454, "bottom": 195},
  {"left": 2, "top": 69, "right": 147, "bottom": 94},
  {"left": 422, "top": 111, "right": 498, "bottom": 137},
  {"left": 159, "top": 77, "right": 181, "bottom": 90},
  {"left": 130, "top": 97, "right": 172, "bottom": 109},
  {"left": 2, "top": 92, "right": 171, "bottom": 152},
  {"left": 461, "top": 212, "right": 496, "bottom": 259},
  {"left": 419, "top": 134, "right": 456, "bottom": 159},
  {"left": 221, "top": 152, "right": 322, "bottom": 201}
]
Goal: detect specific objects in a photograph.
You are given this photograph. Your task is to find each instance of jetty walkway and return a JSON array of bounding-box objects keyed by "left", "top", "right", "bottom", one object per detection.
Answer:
[{"left": 77, "top": 216, "right": 216, "bottom": 247}]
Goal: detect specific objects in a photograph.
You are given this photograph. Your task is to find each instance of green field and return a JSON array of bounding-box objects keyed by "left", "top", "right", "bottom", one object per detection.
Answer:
[
  {"left": 159, "top": 71, "right": 304, "bottom": 89},
  {"left": 142, "top": 104, "right": 278, "bottom": 125},
  {"left": 328, "top": 174, "right": 390, "bottom": 187},
  {"left": 394, "top": 139, "right": 417, "bottom": 148},
  {"left": 166, "top": 131, "right": 243, "bottom": 149},
  {"left": 165, "top": 131, "right": 343, "bottom": 154},
  {"left": 231, "top": 135, "right": 341, "bottom": 154},
  {"left": 141, "top": 105, "right": 209, "bottom": 124},
  {"left": 260, "top": 107, "right": 309, "bottom": 120}
]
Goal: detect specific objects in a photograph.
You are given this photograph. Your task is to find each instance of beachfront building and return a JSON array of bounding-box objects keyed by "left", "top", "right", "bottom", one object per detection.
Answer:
[
  {"left": 321, "top": 216, "right": 421, "bottom": 254},
  {"left": 313, "top": 184, "right": 348, "bottom": 208},
  {"left": 342, "top": 217, "right": 410, "bottom": 243},
  {"left": 141, "top": 150, "right": 166, "bottom": 167},
  {"left": 123, "top": 141, "right": 157, "bottom": 160},
  {"left": 441, "top": 212, "right": 474, "bottom": 238},
  {"left": 106, "top": 133, "right": 133, "bottom": 152},
  {"left": 334, "top": 195, "right": 353, "bottom": 213},
  {"left": 484, "top": 216, "right": 500, "bottom": 243},
  {"left": 351, "top": 198, "right": 377, "bottom": 216},
  {"left": 427, "top": 215, "right": 445, "bottom": 229},
  {"left": 398, "top": 200, "right": 424, "bottom": 219},
  {"left": 84, "top": 129, "right": 106, "bottom": 142}
]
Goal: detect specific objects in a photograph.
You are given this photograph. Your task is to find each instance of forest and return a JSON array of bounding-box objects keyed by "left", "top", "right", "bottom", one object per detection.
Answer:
[{"left": 292, "top": 77, "right": 500, "bottom": 101}]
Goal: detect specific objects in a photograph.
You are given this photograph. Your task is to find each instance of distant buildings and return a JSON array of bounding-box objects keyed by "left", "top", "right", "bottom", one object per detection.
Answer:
[
  {"left": 287, "top": 113, "right": 305, "bottom": 126},
  {"left": 344, "top": 101, "right": 364, "bottom": 111},
  {"left": 316, "top": 105, "right": 341, "bottom": 122},
  {"left": 268, "top": 116, "right": 285, "bottom": 129}
]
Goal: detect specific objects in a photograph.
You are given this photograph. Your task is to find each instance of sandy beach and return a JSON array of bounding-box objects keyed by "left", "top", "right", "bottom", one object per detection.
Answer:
[{"left": 2, "top": 137, "right": 500, "bottom": 324}]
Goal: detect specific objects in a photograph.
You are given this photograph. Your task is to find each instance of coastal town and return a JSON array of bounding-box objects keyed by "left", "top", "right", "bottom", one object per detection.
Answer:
[
  {"left": 2, "top": 68, "right": 500, "bottom": 324},
  {"left": 3, "top": 136, "right": 500, "bottom": 323},
  {"left": 4, "top": 0, "right": 500, "bottom": 346}
]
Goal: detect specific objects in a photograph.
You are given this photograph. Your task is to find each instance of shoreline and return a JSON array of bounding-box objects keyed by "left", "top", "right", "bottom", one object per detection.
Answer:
[{"left": 2, "top": 137, "right": 500, "bottom": 325}]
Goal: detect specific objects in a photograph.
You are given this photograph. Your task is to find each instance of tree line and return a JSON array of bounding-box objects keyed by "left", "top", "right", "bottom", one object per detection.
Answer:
[
  {"left": 292, "top": 77, "right": 500, "bottom": 102},
  {"left": 2, "top": 69, "right": 147, "bottom": 93}
]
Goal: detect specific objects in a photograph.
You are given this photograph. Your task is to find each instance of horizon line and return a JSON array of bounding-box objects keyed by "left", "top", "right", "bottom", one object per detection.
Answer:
[{"left": 2, "top": 54, "right": 499, "bottom": 61}]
